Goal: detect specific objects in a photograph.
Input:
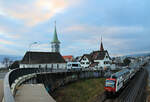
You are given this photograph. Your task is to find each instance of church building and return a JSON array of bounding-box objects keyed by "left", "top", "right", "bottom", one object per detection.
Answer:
[
  {"left": 79, "top": 38, "right": 112, "bottom": 70},
  {"left": 20, "top": 22, "right": 66, "bottom": 69}
]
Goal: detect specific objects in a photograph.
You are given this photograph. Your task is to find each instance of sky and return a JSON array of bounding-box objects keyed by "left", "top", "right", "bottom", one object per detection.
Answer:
[{"left": 0, "top": 0, "right": 150, "bottom": 57}]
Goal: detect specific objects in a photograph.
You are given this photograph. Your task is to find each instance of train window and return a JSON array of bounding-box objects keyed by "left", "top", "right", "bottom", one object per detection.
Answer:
[
  {"left": 112, "top": 75, "right": 117, "bottom": 78},
  {"left": 105, "top": 80, "right": 115, "bottom": 88}
]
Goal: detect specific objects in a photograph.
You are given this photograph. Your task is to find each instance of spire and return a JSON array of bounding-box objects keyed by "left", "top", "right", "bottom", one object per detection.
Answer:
[
  {"left": 51, "top": 21, "right": 60, "bottom": 43},
  {"left": 100, "top": 36, "right": 104, "bottom": 51}
]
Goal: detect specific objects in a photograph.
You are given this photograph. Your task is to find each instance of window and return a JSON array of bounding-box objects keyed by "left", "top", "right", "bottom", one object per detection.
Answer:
[
  {"left": 105, "top": 80, "right": 115, "bottom": 88},
  {"left": 81, "top": 62, "right": 85, "bottom": 64},
  {"left": 104, "top": 61, "right": 109, "bottom": 64},
  {"left": 86, "top": 62, "right": 89, "bottom": 64},
  {"left": 72, "top": 64, "right": 78, "bottom": 67}
]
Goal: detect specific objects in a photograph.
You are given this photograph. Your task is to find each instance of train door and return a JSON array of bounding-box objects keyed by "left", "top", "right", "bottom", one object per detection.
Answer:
[{"left": 116, "top": 77, "right": 123, "bottom": 92}]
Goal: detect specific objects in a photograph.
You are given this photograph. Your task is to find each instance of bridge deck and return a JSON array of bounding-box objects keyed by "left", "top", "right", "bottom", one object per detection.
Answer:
[{"left": 15, "top": 84, "right": 56, "bottom": 102}]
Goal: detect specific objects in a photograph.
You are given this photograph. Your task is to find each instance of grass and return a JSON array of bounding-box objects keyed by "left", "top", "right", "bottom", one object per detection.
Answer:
[{"left": 52, "top": 78, "right": 105, "bottom": 102}]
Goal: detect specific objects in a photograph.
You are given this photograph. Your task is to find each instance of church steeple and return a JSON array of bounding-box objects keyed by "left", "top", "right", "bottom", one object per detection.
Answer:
[
  {"left": 100, "top": 36, "right": 104, "bottom": 51},
  {"left": 51, "top": 21, "right": 60, "bottom": 43},
  {"left": 51, "top": 21, "right": 60, "bottom": 52}
]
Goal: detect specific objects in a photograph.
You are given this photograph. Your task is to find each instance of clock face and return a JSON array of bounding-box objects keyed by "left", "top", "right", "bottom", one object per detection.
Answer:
[{"left": 51, "top": 43, "right": 60, "bottom": 52}]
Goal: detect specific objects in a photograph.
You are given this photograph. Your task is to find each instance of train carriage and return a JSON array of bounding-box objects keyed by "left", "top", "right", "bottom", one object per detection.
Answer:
[{"left": 104, "top": 69, "right": 131, "bottom": 94}]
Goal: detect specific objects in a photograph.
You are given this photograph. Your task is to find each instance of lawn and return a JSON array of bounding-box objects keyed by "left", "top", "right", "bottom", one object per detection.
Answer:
[{"left": 52, "top": 78, "right": 105, "bottom": 102}]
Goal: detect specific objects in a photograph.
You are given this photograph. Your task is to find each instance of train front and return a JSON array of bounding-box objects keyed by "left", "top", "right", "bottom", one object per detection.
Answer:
[{"left": 104, "top": 78, "right": 116, "bottom": 93}]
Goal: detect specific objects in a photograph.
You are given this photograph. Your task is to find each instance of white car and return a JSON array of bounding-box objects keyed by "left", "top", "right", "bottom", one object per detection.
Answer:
[{"left": 67, "top": 62, "right": 81, "bottom": 71}]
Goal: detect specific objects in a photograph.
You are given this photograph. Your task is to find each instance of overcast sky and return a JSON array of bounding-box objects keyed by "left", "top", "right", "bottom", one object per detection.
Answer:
[{"left": 0, "top": 0, "right": 150, "bottom": 57}]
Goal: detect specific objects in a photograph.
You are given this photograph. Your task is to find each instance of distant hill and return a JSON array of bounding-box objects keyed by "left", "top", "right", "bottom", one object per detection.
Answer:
[
  {"left": 127, "top": 52, "right": 150, "bottom": 57},
  {"left": 0, "top": 55, "right": 22, "bottom": 62}
]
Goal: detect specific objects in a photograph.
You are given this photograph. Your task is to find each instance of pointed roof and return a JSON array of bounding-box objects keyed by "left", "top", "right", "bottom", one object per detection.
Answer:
[
  {"left": 51, "top": 21, "right": 60, "bottom": 43},
  {"left": 100, "top": 37, "right": 104, "bottom": 51}
]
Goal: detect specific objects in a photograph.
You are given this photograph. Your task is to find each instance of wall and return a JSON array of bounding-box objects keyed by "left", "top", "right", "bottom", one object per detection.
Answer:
[
  {"left": 20, "top": 63, "right": 67, "bottom": 69},
  {"left": 80, "top": 57, "right": 90, "bottom": 68},
  {"left": 36, "top": 70, "right": 104, "bottom": 93}
]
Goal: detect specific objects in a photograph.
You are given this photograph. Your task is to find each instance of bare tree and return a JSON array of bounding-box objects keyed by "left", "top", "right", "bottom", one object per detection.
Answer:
[{"left": 2, "top": 57, "right": 13, "bottom": 68}]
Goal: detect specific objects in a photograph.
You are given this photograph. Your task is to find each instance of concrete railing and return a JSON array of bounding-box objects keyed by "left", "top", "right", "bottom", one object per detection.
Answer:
[
  {"left": 3, "top": 68, "right": 46, "bottom": 102},
  {"left": 3, "top": 68, "right": 104, "bottom": 102},
  {"left": 11, "top": 73, "right": 37, "bottom": 96}
]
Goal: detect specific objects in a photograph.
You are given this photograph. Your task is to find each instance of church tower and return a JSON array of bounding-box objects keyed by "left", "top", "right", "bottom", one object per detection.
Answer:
[
  {"left": 51, "top": 21, "right": 60, "bottom": 52},
  {"left": 100, "top": 37, "right": 104, "bottom": 51}
]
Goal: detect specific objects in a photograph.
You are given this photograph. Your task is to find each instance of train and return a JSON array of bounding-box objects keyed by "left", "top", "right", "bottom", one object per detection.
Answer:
[{"left": 104, "top": 65, "right": 142, "bottom": 95}]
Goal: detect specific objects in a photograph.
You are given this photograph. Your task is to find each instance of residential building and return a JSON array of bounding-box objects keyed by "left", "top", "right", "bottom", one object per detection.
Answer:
[
  {"left": 80, "top": 54, "right": 92, "bottom": 68},
  {"left": 79, "top": 38, "right": 112, "bottom": 70}
]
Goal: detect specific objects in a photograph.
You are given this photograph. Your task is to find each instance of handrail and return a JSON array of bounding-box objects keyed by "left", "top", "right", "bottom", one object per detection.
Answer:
[{"left": 4, "top": 70, "right": 15, "bottom": 102}]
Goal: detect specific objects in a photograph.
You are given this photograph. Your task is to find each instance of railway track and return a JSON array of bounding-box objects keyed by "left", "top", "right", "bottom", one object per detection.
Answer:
[{"left": 100, "top": 68, "right": 148, "bottom": 102}]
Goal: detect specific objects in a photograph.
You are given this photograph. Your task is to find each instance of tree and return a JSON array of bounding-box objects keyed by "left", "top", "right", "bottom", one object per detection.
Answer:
[
  {"left": 9, "top": 61, "right": 20, "bottom": 69},
  {"left": 2, "top": 57, "right": 13, "bottom": 68},
  {"left": 123, "top": 58, "right": 131, "bottom": 66}
]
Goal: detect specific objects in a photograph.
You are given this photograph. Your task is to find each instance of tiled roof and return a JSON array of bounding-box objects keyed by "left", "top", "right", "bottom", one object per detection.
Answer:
[
  {"left": 20, "top": 51, "right": 66, "bottom": 64},
  {"left": 79, "top": 54, "right": 92, "bottom": 62},
  {"left": 90, "top": 50, "right": 111, "bottom": 60},
  {"left": 63, "top": 55, "right": 73, "bottom": 59},
  {"left": 63, "top": 55, "right": 74, "bottom": 61}
]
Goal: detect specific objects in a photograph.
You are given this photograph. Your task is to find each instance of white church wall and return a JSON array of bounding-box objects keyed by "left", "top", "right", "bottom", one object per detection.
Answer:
[{"left": 20, "top": 63, "right": 66, "bottom": 69}]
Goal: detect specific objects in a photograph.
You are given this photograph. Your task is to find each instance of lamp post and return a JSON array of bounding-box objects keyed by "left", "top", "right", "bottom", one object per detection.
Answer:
[{"left": 28, "top": 42, "right": 38, "bottom": 65}]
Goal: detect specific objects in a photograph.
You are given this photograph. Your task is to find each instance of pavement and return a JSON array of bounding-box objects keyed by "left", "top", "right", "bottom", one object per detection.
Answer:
[
  {"left": 0, "top": 80, "right": 3, "bottom": 102},
  {"left": 15, "top": 84, "right": 56, "bottom": 102}
]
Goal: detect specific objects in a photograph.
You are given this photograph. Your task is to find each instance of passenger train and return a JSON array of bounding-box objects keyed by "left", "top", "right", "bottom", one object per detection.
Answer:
[{"left": 104, "top": 66, "right": 142, "bottom": 95}]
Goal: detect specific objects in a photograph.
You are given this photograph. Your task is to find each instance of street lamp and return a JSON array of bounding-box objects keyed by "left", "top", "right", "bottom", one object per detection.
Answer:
[{"left": 28, "top": 42, "right": 38, "bottom": 65}]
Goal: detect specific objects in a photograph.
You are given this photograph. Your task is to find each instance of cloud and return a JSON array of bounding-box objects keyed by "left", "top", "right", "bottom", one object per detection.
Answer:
[
  {"left": 0, "top": 44, "right": 22, "bottom": 55},
  {"left": 0, "top": 25, "right": 20, "bottom": 39},
  {"left": 0, "top": 0, "right": 79, "bottom": 26},
  {"left": 29, "top": 43, "right": 50, "bottom": 52},
  {"left": 64, "top": 25, "right": 144, "bottom": 35},
  {"left": 61, "top": 24, "right": 147, "bottom": 56},
  {"left": 0, "top": 39, "right": 14, "bottom": 45}
]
